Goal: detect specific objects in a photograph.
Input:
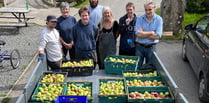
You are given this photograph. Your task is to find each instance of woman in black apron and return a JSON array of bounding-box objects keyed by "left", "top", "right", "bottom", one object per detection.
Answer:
[{"left": 97, "top": 7, "right": 119, "bottom": 69}]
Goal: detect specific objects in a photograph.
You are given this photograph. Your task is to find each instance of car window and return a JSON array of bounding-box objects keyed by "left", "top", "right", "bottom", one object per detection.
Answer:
[{"left": 196, "top": 17, "right": 209, "bottom": 34}]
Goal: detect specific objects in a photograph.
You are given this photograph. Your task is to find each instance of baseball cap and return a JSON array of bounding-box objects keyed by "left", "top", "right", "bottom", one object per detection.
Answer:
[{"left": 46, "top": 15, "right": 57, "bottom": 22}]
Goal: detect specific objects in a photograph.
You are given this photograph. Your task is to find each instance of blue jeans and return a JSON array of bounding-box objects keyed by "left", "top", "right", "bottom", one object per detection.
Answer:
[{"left": 135, "top": 44, "right": 156, "bottom": 69}]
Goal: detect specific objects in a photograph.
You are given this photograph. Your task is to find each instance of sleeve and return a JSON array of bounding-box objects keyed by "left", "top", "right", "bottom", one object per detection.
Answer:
[
  {"left": 73, "top": 17, "right": 77, "bottom": 23},
  {"left": 113, "top": 21, "right": 119, "bottom": 39},
  {"left": 155, "top": 16, "right": 163, "bottom": 37},
  {"left": 38, "top": 31, "right": 47, "bottom": 51},
  {"left": 94, "top": 25, "right": 99, "bottom": 41},
  {"left": 135, "top": 16, "right": 141, "bottom": 35},
  {"left": 113, "top": 21, "right": 119, "bottom": 33},
  {"left": 71, "top": 26, "right": 76, "bottom": 43}
]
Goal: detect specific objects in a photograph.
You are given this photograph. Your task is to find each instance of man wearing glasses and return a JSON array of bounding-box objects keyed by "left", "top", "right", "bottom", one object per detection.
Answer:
[
  {"left": 135, "top": 1, "right": 163, "bottom": 69},
  {"left": 38, "top": 15, "right": 63, "bottom": 71}
]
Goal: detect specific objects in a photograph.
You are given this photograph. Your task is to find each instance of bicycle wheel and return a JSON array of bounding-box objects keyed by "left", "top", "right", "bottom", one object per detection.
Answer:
[{"left": 10, "top": 49, "right": 21, "bottom": 69}]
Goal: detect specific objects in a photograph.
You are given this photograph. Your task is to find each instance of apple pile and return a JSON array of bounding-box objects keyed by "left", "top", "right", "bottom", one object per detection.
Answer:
[
  {"left": 128, "top": 91, "right": 170, "bottom": 99},
  {"left": 66, "top": 84, "right": 92, "bottom": 99},
  {"left": 126, "top": 79, "right": 164, "bottom": 87},
  {"left": 99, "top": 81, "right": 125, "bottom": 95},
  {"left": 41, "top": 74, "right": 65, "bottom": 83},
  {"left": 35, "top": 83, "right": 64, "bottom": 101},
  {"left": 61, "top": 59, "right": 94, "bottom": 67},
  {"left": 124, "top": 71, "right": 157, "bottom": 77},
  {"left": 108, "top": 57, "right": 137, "bottom": 64}
]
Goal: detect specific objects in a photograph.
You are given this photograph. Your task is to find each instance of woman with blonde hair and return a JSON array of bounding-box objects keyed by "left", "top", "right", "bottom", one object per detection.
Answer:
[{"left": 97, "top": 6, "right": 119, "bottom": 69}]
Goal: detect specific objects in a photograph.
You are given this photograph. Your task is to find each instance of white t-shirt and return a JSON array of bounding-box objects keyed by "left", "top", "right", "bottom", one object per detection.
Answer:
[{"left": 39, "top": 28, "right": 62, "bottom": 62}]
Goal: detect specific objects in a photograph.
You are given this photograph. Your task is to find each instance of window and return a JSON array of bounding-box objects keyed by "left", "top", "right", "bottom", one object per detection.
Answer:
[{"left": 196, "top": 17, "right": 209, "bottom": 34}]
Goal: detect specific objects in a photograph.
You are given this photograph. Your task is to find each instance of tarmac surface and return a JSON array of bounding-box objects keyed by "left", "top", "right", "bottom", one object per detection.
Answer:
[{"left": 0, "top": 0, "right": 162, "bottom": 102}]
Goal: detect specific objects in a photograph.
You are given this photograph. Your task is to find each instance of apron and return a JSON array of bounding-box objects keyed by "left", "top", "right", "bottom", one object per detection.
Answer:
[{"left": 98, "top": 28, "right": 116, "bottom": 68}]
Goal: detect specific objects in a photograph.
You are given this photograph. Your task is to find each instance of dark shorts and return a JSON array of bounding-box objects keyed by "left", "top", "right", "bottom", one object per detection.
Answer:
[{"left": 47, "top": 59, "right": 61, "bottom": 71}]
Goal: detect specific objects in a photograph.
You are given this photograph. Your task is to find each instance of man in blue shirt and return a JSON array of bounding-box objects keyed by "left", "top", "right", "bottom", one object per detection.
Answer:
[
  {"left": 87, "top": 0, "right": 103, "bottom": 69},
  {"left": 135, "top": 1, "right": 163, "bottom": 69},
  {"left": 72, "top": 6, "right": 98, "bottom": 69},
  {"left": 87, "top": 0, "right": 103, "bottom": 25}
]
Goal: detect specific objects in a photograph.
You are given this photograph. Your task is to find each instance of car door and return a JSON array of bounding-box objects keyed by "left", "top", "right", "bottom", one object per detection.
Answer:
[{"left": 190, "top": 17, "right": 209, "bottom": 76}]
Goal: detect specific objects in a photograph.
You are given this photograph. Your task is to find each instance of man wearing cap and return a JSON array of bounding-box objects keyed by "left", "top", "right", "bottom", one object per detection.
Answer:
[{"left": 38, "top": 15, "right": 63, "bottom": 71}]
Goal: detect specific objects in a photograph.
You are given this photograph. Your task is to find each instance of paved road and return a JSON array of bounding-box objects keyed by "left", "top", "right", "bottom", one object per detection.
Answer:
[{"left": 157, "top": 40, "right": 201, "bottom": 103}]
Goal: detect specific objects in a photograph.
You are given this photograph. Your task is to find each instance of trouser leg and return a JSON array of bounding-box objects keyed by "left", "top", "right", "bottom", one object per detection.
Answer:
[
  {"left": 47, "top": 59, "right": 61, "bottom": 71},
  {"left": 135, "top": 45, "right": 145, "bottom": 69},
  {"left": 69, "top": 46, "right": 75, "bottom": 60}
]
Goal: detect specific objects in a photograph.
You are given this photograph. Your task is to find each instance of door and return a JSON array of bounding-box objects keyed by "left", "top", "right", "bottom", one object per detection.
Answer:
[{"left": 189, "top": 17, "right": 209, "bottom": 76}]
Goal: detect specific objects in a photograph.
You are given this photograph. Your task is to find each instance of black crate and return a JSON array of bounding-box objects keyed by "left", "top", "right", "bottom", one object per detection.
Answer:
[{"left": 60, "top": 59, "right": 94, "bottom": 76}]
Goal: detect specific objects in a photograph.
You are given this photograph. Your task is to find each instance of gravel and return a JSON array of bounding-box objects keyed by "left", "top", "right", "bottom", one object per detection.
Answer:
[{"left": 0, "top": 24, "right": 44, "bottom": 95}]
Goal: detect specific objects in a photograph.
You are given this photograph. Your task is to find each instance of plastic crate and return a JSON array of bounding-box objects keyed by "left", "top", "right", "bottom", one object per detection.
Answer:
[
  {"left": 60, "top": 59, "right": 94, "bottom": 76},
  {"left": 64, "top": 81, "right": 93, "bottom": 103},
  {"left": 104, "top": 55, "right": 139, "bottom": 75},
  {"left": 127, "top": 87, "right": 174, "bottom": 103},
  {"left": 125, "top": 76, "right": 167, "bottom": 90},
  {"left": 56, "top": 96, "right": 88, "bottom": 103},
  {"left": 31, "top": 83, "right": 66, "bottom": 102},
  {"left": 123, "top": 70, "right": 160, "bottom": 78},
  {"left": 98, "top": 78, "right": 127, "bottom": 103},
  {"left": 39, "top": 71, "right": 68, "bottom": 83}
]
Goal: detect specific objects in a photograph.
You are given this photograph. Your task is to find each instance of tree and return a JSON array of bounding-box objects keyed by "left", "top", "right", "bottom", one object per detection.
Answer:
[
  {"left": 160, "top": 0, "right": 185, "bottom": 35},
  {"left": 186, "top": 0, "right": 209, "bottom": 13}
]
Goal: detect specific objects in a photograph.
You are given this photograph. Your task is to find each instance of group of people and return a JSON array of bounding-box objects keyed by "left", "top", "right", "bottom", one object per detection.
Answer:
[{"left": 38, "top": 0, "right": 163, "bottom": 71}]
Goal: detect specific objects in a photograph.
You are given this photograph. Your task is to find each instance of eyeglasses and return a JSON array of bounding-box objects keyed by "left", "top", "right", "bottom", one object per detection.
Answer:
[
  {"left": 49, "top": 21, "right": 57, "bottom": 23},
  {"left": 145, "top": 9, "right": 152, "bottom": 11}
]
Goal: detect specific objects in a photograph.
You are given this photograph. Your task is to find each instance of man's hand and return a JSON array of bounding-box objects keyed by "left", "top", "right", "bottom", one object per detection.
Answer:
[
  {"left": 38, "top": 54, "right": 44, "bottom": 61},
  {"left": 64, "top": 41, "right": 73, "bottom": 49},
  {"left": 126, "top": 18, "right": 131, "bottom": 25}
]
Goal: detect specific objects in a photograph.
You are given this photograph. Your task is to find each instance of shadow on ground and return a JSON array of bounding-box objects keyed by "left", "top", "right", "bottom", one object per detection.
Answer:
[{"left": 0, "top": 28, "right": 19, "bottom": 35}]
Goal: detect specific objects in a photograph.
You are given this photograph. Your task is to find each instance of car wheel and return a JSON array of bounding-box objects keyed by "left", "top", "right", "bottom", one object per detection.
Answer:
[
  {"left": 182, "top": 42, "right": 188, "bottom": 61},
  {"left": 199, "top": 76, "right": 208, "bottom": 103}
]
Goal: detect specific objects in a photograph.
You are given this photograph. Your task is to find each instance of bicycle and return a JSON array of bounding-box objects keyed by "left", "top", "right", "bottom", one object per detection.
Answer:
[{"left": 0, "top": 40, "right": 21, "bottom": 69}]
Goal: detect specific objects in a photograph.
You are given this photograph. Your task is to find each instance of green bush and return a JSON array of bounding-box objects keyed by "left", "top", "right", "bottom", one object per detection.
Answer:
[{"left": 186, "top": 0, "right": 209, "bottom": 13}]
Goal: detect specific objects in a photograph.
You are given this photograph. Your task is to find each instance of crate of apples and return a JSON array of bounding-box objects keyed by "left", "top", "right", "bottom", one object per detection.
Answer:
[
  {"left": 127, "top": 87, "right": 174, "bottom": 103},
  {"left": 98, "top": 78, "right": 127, "bottom": 103},
  {"left": 39, "top": 72, "right": 67, "bottom": 83},
  {"left": 60, "top": 59, "right": 94, "bottom": 76},
  {"left": 65, "top": 81, "right": 93, "bottom": 103},
  {"left": 123, "top": 70, "right": 158, "bottom": 77},
  {"left": 31, "top": 83, "right": 65, "bottom": 102},
  {"left": 125, "top": 76, "right": 166, "bottom": 90},
  {"left": 104, "top": 55, "right": 139, "bottom": 75}
]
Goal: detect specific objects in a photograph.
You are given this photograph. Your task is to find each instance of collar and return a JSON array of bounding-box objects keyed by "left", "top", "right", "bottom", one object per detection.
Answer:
[{"left": 142, "top": 13, "right": 157, "bottom": 22}]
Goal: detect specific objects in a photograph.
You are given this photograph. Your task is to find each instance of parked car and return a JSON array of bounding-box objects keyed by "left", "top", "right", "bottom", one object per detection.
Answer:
[{"left": 182, "top": 14, "right": 209, "bottom": 103}]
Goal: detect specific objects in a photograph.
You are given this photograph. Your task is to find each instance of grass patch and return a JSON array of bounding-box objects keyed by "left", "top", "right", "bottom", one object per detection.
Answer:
[
  {"left": 1, "top": 97, "right": 10, "bottom": 103},
  {"left": 21, "top": 65, "right": 27, "bottom": 69},
  {"left": 0, "top": 95, "right": 6, "bottom": 97},
  {"left": 72, "top": 0, "right": 89, "bottom": 8},
  {"left": 155, "top": 8, "right": 160, "bottom": 15},
  {"left": 183, "top": 12, "right": 209, "bottom": 27}
]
